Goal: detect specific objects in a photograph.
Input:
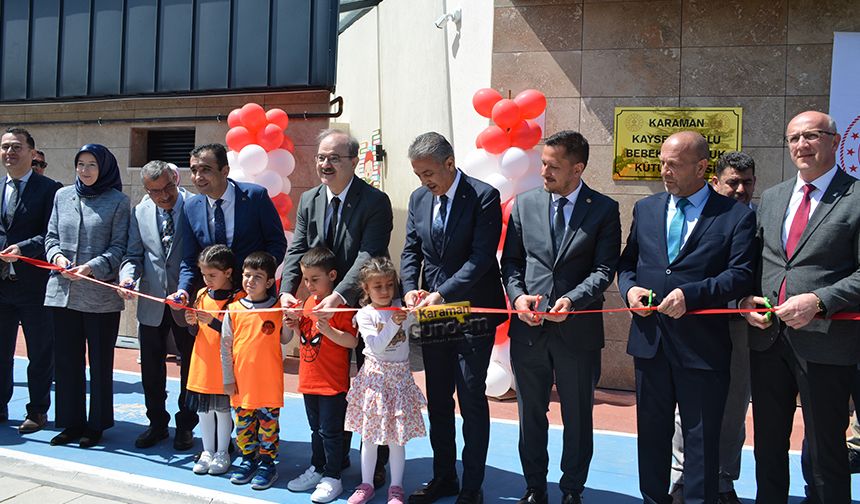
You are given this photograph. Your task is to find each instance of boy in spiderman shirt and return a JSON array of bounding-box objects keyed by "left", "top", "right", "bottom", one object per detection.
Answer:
[{"left": 284, "top": 246, "right": 358, "bottom": 503}]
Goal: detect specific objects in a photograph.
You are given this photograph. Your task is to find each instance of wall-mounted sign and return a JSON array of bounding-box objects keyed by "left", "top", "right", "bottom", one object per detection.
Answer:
[{"left": 613, "top": 107, "right": 743, "bottom": 180}]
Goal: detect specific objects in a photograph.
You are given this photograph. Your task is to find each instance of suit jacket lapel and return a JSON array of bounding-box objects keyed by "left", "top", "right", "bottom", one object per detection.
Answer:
[
  {"left": 655, "top": 193, "right": 670, "bottom": 265},
  {"left": 313, "top": 186, "right": 327, "bottom": 247},
  {"left": 140, "top": 200, "right": 163, "bottom": 259},
  {"left": 555, "top": 183, "right": 593, "bottom": 267},
  {"left": 441, "top": 174, "right": 470, "bottom": 255},
  {"left": 791, "top": 168, "right": 853, "bottom": 261},
  {"left": 772, "top": 181, "right": 795, "bottom": 262},
  {"left": 335, "top": 178, "right": 362, "bottom": 251},
  {"left": 674, "top": 188, "right": 719, "bottom": 263},
  {"left": 542, "top": 191, "right": 555, "bottom": 260}
]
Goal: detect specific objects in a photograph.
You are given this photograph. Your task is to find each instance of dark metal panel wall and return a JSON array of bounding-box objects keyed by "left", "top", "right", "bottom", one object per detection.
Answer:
[{"left": 0, "top": 0, "right": 339, "bottom": 103}]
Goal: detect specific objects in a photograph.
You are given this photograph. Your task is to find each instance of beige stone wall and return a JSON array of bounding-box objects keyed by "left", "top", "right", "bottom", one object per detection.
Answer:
[
  {"left": 0, "top": 90, "right": 332, "bottom": 341},
  {"left": 491, "top": 0, "right": 860, "bottom": 390}
]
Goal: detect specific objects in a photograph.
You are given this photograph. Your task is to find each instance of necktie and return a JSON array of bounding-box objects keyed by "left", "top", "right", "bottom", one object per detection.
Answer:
[
  {"left": 552, "top": 197, "right": 569, "bottom": 256},
  {"left": 326, "top": 196, "right": 341, "bottom": 249},
  {"left": 666, "top": 198, "right": 690, "bottom": 263},
  {"left": 214, "top": 199, "right": 227, "bottom": 245},
  {"left": 778, "top": 183, "right": 815, "bottom": 304},
  {"left": 161, "top": 209, "right": 175, "bottom": 252},
  {"left": 432, "top": 194, "right": 449, "bottom": 252},
  {"left": 4, "top": 179, "right": 20, "bottom": 227}
]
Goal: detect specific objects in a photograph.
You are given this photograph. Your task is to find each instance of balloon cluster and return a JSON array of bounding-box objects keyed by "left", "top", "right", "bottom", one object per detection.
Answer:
[
  {"left": 224, "top": 103, "right": 296, "bottom": 232},
  {"left": 463, "top": 87, "right": 549, "bottom": 399}
]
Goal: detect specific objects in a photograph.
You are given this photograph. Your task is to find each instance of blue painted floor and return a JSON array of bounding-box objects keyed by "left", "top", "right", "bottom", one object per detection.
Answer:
[{"left": 1, "top": 357, "right": 858, "bottom": 503}]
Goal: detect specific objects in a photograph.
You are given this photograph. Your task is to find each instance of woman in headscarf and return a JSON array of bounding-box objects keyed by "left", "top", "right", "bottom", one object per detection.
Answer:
[{"left": 44, "top": 144, "right": 130, "bottom": 448}]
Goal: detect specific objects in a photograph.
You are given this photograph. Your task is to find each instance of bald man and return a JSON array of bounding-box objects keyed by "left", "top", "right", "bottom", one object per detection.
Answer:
[
  {"left": 617, "top": 131, "right": 755, "bottom": 504},
  {"left": 741, "top": 111, "right": 860, "bottom": 503}
]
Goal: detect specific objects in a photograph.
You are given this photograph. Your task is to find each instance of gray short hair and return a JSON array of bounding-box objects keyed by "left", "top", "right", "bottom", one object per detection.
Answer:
[
  {"left": 318, "top": 129, "right": 359, "bottom": 158},
  {"left": 408, "top": 132, "right": 454, "bottom": 164},
  {"left": 140, "top": 160, "right": 172, "bottom": 182}
]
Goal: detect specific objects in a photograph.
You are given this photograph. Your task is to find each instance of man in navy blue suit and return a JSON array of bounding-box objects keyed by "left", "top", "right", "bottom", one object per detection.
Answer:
[
  {"left": 617, "top": 131, "right": 755, "bottom": 504},
  {"left": 0, "top": 127, "right": 62, "bottom": 434},
  {"left": 172, "top": 143, "right": 287, "bottom": 303},
  {"left": 401, "top": 132, "right": 506, "bottom": 504}
]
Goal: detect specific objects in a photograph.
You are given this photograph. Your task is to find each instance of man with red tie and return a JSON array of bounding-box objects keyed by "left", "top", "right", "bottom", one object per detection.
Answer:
[{"left": 742, "top": 111, "right": 860, "bottom": 503}]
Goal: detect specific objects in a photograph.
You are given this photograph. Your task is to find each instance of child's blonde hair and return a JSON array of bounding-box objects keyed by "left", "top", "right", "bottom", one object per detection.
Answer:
[{"left": 358, "top": 256, "right": 398, "bottom": 306}]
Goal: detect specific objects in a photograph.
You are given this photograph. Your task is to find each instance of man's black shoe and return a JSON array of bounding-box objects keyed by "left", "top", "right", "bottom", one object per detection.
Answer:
[
  {"left": 516, "top": 488, "right": 547, "bottom": 504},
  {"left": 173, "top": 429, "right": 194, "bottom": 451},
  {"left": 135, "top": 426, "right": 169, "bottom": 448},
  {"left": 561, "top": 492, "right": 583, "bottom": 504},
  {"left": 455, "top": 489, "right": 483, "bottom": 504},
  {"left": 408, "top": 476, "right": 460, "bottom": 504},
  {"left": 373, "top": 462, "right": 387, "bottom": 489},
  {"left": 717, "top": 490, "right": 741, "bottom": 504},
  {"left": 849, "top": 448, "right": 860, "bottom": 474},
  {"left": 51, "top": 427, "right": 84, "bottom": 446}
]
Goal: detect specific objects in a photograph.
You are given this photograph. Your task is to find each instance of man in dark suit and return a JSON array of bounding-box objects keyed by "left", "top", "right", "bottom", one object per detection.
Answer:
[
  {"left": 119, "top": 161, "right": 197, "bottom": 451},
  {"left": 279, "top": 129, "right": 393, "bottom": 491},
  {"left": 172, "top": 143, "right": 287, "bottom": 302},
  {"left": 741, "top": 111, "right": 860, "bottom": 504},
  {"left": 501, "top": 130, "right": 620, "bottom": 504},
  {"left": 0, "top": 127, "right": 62, "bottom": 434},
  {"left": 617, "top": 131, "right": 755, "bottom": 504},
  {"left": 401, "top": 132, "right": 506, "bottom": 504}
]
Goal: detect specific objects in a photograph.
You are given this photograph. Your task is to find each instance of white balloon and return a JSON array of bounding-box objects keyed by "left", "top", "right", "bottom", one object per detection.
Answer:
[
  {"left": 267, "top": 149, "right": 296, "bottom": 178},
  {"left": 527, "top": 148, "right": 543, "bottom": 175},
  {"left": 485, "top": 361, "right": 511, "bottom": 398},
  {"left": 230, "top": 165, "right": 251, "bottom": 183},
  {"left": 491, "top": 338, "right": 512, "bottom": 372},
  {"left": 255, "top": 170, "right": 283, "bottom": 197},
  {"left": 237, "top": 144, "right": 269, "bottom": 176},
  {"left": 499, "top": 147, "right": 530, "bottom": 180},
  {"left": 280, "top": 176, "right": 292, "bottom": 195},
  {"left": 227, "top": 149, "right": 238, "bottom": 167},
  {"left": 484, "top": 172, "right": 514, "bottom": 203},
  {"left": 460, "top": 149, "right": 500, "bottom": 181},
  {"left": 514, "top": 173, "right": 544, "bottom": 195}
]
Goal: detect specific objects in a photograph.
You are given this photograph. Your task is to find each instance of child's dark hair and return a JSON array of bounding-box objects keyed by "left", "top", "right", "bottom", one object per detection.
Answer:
[
  {"left": 300, "top": 246, "right": 337, "bottom": 272},
  {"left": 243, "top": 251, "right": 277, "bottom": 279},
  {"left": 198, "top": 244, "right": 234, "bottom": 272},
  {"left": 358, "top": 257, "right": 398, "bottom": 306}
]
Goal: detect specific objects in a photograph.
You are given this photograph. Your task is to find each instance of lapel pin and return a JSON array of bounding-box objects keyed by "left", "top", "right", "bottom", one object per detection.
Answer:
[{"left": 586, "top": 198, "right": 592, "bottom": 204}]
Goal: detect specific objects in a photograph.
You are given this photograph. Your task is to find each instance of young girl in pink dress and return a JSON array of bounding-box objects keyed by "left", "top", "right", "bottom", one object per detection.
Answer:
[{"left": 345, "top": 257, "right": 426, "bottom": 504}]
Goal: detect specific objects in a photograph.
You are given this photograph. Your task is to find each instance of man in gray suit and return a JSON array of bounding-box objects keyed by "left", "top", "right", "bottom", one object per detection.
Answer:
[
  {"left": 670, "top": 152, "right": 757, "bottom": 504},
  {"left": 119, "top": 160, "right": 197, "bottom": 451},
  {"left": 741, "top": 111, "right": 860, "bottom": 503},
  {"left": 501, "top": 130, "right": 621, "bottom": 504}
]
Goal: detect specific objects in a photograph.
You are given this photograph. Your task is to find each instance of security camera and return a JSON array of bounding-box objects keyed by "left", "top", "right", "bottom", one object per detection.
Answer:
[{"left": 434, "top": 8, "right": 461, "bottom": 29}]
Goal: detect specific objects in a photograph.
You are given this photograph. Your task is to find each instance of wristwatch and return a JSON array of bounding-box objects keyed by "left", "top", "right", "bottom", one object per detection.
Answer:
[{"left": 814, "top": 294, "right": 826, "bottom": 314}]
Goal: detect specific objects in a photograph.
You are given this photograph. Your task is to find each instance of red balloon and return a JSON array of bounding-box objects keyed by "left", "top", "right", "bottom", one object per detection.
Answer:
[
  {"left": 514, "top": 89, "right": 547, "bottom": 120},
  {"left": 472, "top": 88, "right": 503, "bottom": 118},
  {"left": 266, "top": 108, "right": 289, "bottom": 130},
  {"left": 227, "top": 108, "right": 242, "bottom": 128},
  {"left": 257, "top": 123, "right": 285, "bottom": 152},
  {"left": 481, "top": 126, "right": 511, "bottom": 155},
  {"left": 491, "top": 99, "right": 521, "bottom": 130},
  {"left": 510, "top": 120, "right": 542, "bottom": 150},
  {"left": 239, "top": 103, "right": 267, "bottom": 132},
  {"left": 280, "top": 135, "right": 295, "bottom": 153},
  {"left": 525, "top": 120, "right": 543, "bottom": 146},
  {"left": 225, "top": 126, "right": 253, "bottom": 152}
]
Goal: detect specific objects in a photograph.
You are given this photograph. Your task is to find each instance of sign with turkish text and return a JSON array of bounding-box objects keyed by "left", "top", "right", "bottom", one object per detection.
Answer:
[{"left": 613, "top": 107, "right": 743, "bottom": 180}]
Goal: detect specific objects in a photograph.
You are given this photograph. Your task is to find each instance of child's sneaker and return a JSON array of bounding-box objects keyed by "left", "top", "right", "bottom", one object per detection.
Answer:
[
  {"left": 311, "top": 477, "right": 343, "bottom": 503},
  {"left": 230, "top": 456, "right": 258, "bottom": 485},
  {"left": 287, "top": 465, "right": 322, "bottom": 491},
  {"left": 193, "top": 451, "right": 212, "bottom": 474},
  {"left": 347, "top": 483, "right": 374, "bottom": 504},
  {"left": 250, "top": 461, "right": 278, "bottom": 490},
  {"left": 387, "top": 485, "right": 405, "bottom": 504},
  {"left": 208, "top": 450, "right": 231, "bottom": 475}
]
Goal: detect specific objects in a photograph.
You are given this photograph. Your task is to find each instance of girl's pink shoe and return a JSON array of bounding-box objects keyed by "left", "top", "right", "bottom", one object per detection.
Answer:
[
  {"left": 348, "top": 483, "right": 375, "bottom": 504},
  {"left": 388, "top": 485, "right": 405, "bottom": 504}
]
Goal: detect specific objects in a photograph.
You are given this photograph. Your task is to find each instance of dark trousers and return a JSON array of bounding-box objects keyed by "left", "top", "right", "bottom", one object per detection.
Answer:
[
  {"left": 422, "top": 336, "right": 492, "bottom": 490},
  {"left": 304, "top": 392, "right": 347, "bottom": 478},
  {"left": 751, "top": 333, "right": 854, "bottom": 504},
  {"left": 139, "top": 306, "right": 197, "bottom": 431},
  {"left": 510, "top": 332, "right": 601, "bottom": 494},
  {"left": 354, "top": 340, "right": 389, "bottom": 467},
  {"left": 634, "top": 346, "right": 729, "bottom": 504},
  {"left": 0, "top": 299, "right": 53, "bottom": 417},
  {"left": 53, "top": 308, "right": 120, "bottom": 432}
]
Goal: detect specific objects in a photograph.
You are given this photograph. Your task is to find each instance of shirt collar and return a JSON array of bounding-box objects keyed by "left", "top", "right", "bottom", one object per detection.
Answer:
[
  {"left": 794, "top": 165, "right": 838, "bottom": 195},
  {"left": 671, "top": 183, "right": 710, "bottom": 209},
  {"left": 6, "top": 169, "right": 32, "bottom": 185},
  {"left": 439, "top": 170, "right": 461, "bottom": 202},
  {"left": 551, "top": 180, "right": 582, "bottom": 204},
  {"left": 206, "top": 181, "right": 235, "bottom": 207},
  {"left": 326, "top": 176, "right": 355, "bottom": 203}
]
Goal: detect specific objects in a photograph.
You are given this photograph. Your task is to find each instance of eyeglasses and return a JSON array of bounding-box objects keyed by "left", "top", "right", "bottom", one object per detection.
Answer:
[
  {"left": 315, "top": 154, "right": 355, "bottom": 164},
  {"left": 31, "top": 160, "right": 47, "bottom": 169},
  {"left": 785, "top": 130, "right": 836, "bottom": 145},
  {"left": 0, "top": 144, "right": 24, "bottom": 153},
  {"left": 145, "top": 182, "right": 177, "bottom": 197}
]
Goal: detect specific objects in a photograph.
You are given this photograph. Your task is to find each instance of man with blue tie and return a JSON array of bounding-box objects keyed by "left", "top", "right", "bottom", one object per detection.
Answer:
[
  {"left": 617, "top": 131, "right": 755, "bottom": 504},
  {"left": 172, "top": 143, "right": 287, "bottom": 302},
  {"left": 401, "top": 132, "right": 507, "bottom": 504}
]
